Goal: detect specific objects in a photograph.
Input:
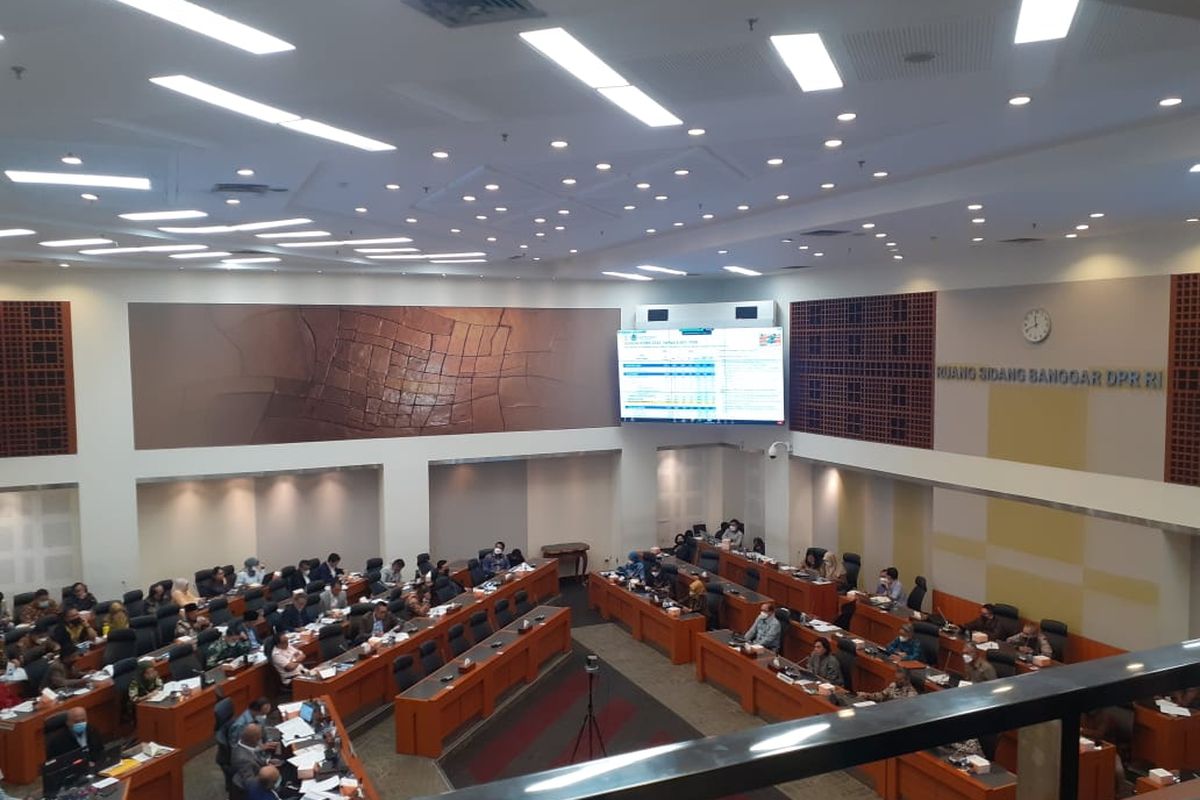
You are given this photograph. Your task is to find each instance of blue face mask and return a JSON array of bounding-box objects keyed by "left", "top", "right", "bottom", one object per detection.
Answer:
[{"left": 71, "top": 722, "right": 87, "bottom": 736}]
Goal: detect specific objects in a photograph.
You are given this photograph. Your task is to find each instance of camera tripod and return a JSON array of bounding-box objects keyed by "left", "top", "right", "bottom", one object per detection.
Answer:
[{"left": 569, "top": 666, "right": 607, "bottom": 762}]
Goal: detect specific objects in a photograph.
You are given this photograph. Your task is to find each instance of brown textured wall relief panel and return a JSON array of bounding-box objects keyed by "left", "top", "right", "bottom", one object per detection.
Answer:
[
  {"left": 0, "top": 301, "right": 76, "bottom": 457},
  {"left": 789, "top": 292, "right": 935, "bottom": 448},
  {"left": 1167, "top": 273, "right": 1200, "bottom": 486},
  {"left": 128, "top": 304, "right": 619, "bottom": 449}
]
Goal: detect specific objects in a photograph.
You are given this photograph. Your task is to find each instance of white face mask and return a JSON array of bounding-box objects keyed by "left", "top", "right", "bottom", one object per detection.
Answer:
[
  {"left": 494, "top": 548, "right": 502, "bottom": 555},
  {"left": 758, "top": 611, "right": 770, "bottom": 620},
  {"left": 962, "top": 655, "right": 973, "bottom": 664}
]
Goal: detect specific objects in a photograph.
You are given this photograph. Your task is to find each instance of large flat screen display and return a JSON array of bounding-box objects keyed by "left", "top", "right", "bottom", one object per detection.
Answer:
[{"left": 617, "top": 327, "right": 785, "bottom": 424}]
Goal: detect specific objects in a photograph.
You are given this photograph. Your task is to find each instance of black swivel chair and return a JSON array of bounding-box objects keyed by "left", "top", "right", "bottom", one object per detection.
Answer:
[
  {"left": 93, "top": 601, "right": 113, "bottom": 628},
  {"left": 242, "top": 588, "right": 265, "bottom": 614},
  {"left": 477, "top": 548, "right": 492, "bottom": 564},
  {"left": 834, "top": 637, "right": 857, "bottom": 692},
  {"left": 447, "top": 624, "right": 470, "bottom": 657},
  {"left": 468, "top": 611, "right": 492, "bottom": 643},
  {"left": 103, "top": 629, "right": 137, "bottom": 665},
  {"left": 393, "top": 655, "right": 418, "bottom": 692},
  {"left": 23, "top": 655, "right": 50, "bottom": 697},
  {"left": 751, "top": 537, "right": 765, "bottom": 555},
  {"left": 432, "top": 577, "right": 455, "bottom": 605},
  {"left": 196, "top": 628, "right": 221, "bottom": 663},
  {"left": 675, "top": 538, "right": 696, "bottom": 564},
  {"left": 366, "top": 571, "right": 387, "bottom": 597},
  {"left": 111, "top": 657, "right": 138, "bottom": 723},
  {"left": 907, "top": 576, "right": 928, "bottom": 613},
  {"left": 193, "top": 568, "right": 214, "bottom": 593},
  {"left": 418, "top": 640, "right": 443, "bottom": 673},
  {"left": 912, "top": 621, "right": 941, "bottom": 665},
  {"left": 743, "top": 567, "right": 760, "bottom": 592},
  {"left": 698, "top": 551, "right": 721, "bottom": 575},
  {"left": 513, "top": 590, "right": 532, "bottom": 616},
  {"left": 305, "top": 580, "right": 328, "bottom": 596},
  {"left": 12, "top": 592, "right": 35, "bottom": 623},
  {"left": 704, "top": 583, "right": 725, "bottom": 630},
  {"left": 317, "top": 625, "right": 345, "bottom": 660},
  {"left": 992, "top": 603, "right": 1022, "bottom": 639},
  {"left": 43, "top": 711, "right": 68, "bottom": 745},
  {"left": 214, "top": 696, "right": 236, "bottom": 791},
  {"left": 467, "top": 559, "right": 487, "bottom": 586},
  {"left": 348, "top": 603, "right": 371, "bottom": 633},
  {"left": 4, "top": 629, "right": 24, "bottom": 660},
  {"left": 773, "top": 608, "right": 791, "bottom": 654},
  {"left": 415, "top": 555, "right": 432, "bottom": 579},
  {"left": 167, "top": 643, "right": 203, "bottom": 681},
  {"left": 842, "top": 553, "right": 862, "bottom": 590},
  {"left": 365, "top": 557, "right": 384, "bottom": 573},
  {"left": 267, "top": 579, "right": 290, "bottom": 604},
  {"left": 207, "top": 597, "right": 231, "bottom": 626},
  {"left": 493, "top": 599, "right": 514, "bottom": 628},
  {"left": 990, "top": 650, "right": 1017, "bottom": 679},
  {"left": 302, "top": 594, "right": 323, "bottom": 625},
  {"left": 1040, "top": 619, "right": 1068, "bottom": 662},
  {"left": 389, "top": 599, "right": 408, "bottom": 618},
  {"left": 155, "top": 605, "right": 181, "bottom": 646},
  {"left": 130, "top": 615, "right": 158, "bottom": 655},
  {"left": 804, "top": 546, "right": 828, "bottom": 567},
  {"left": 122, "top": 589, "right": 145, "bottom": 618}
]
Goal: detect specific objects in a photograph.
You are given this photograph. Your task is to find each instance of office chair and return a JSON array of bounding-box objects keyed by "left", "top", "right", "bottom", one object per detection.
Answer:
[
  {"left": 12, "top": 591, "right": 35, "bottom": 623},
  {"left": 415, "top": 554, "right": 432, "bottom": 579},
  {"left": 493, "top": 599, "right": 514, "bottom": 628},
  {"left": 773, "top": 608, "right": 791, "bottom": 654},
  {"left": 60, "top": 585, "right": 74, "bottom": 602},
  {"left": 305, "top": 580, "right": 327, "bottom": 595},
  {"left": 704, "top": 583, "right": 725, "bottom": 630},
  {"left": 130, "top": 615, "right": 157, "bottom": 655},
  {"left": 388, "top": 599, "right": 407, "bottom": 617},
  {"left": 155, "top": 604, "right": 181, "bottom": 646},
  {"left": 912, "top": 621, "right": 941, "bottom": 665},
  {"left": 348, "top": 603, "right": 371, "bottom": 626},
  {"left": 991, "top": 603, "right": 1021, "bottom": 638},
  {"left": 44, "top": 711, "right": 68, "bottom": 743},
  {"left": 393, "top": 655, "right": 418, "bottom": 692},
  {"left": 467, "top": 559, "right": 487, "bottom": 586},
  {"left": 366, "top": 571, "right": 386, "bottom": 597},
  {"left": 302, "top": 594, "right": 323, "bottom": 625},
  {"left": 418, "top": 640, "right": 443, "bottom": 673},
  {"left": 103, "top": 629, "right": 137, "bottom": 665},
  {"left": 93, "top": 601, "right": 113, "bottom": 627},
  {"left": 675, "top": 539, "right": 695, "bottom": 564},
  {"left": 1040, "top": 619, "right": 1068, "bottom": 662},
  {"left": 365, "top": 557, "right": 384, "bottom": 573},
  {"left": 477, "top": 548, "right": 492, "bottom": 563},
  {"left": 317, "top": 625, "right": 345, "bottom": 660},
  {"left": 242, "top": 588, "right": 264, "bottom": 614},
  {"left": 990, "top": 650, "right": 1017, "bottom": 679},
  {"left": 804, "top": 546, "right": 828, "bottom": 568},
  {"left": 167, "top": 643, "right": 203, "bottom": 681},
  {"left": 508, "top": 549, "right": 526, "bottom": 567},
  {"left": 207, "top": 597, "right": 231, "bottom": 626},
  {"left": 743, "top": 567, "right": 760, "bottom": 593},
  {"left": 35, "top": 615, "right": 59, "bottom": 635},
  {"left": 751, "top": 537, "right": 765, "bottom": 555},
  {"left": 447, "top": 624, "right": 470, "bottom": 657},
  {"left": 842, "top": 553, "right": 862, "bottom": 590},
  {"left": 23, "top": 655, "right": 50, "bottom": 697},
  {"left": 834, "top": 637, "right": 857, "bottom": 692},
  {"left": 432, "top": 576, "right": 455, "bottom": 605},
  {"left": 4, "top": 629, "right": 24, "bottom": 660},
  {"left": 514, "top": 590, "right": 532, "bottom": 616},
  {"left": 111, "top": 657, "right": 138, "bottom": 723},
  {"left": 907, "top": 576, "right": 928, "bottom": 613},
  {"left": 213, "top": 696, "right": 236, "bottom": 789},
  {"left": 193, "top": 568, "right": 214, "bottom": 591},
  {"left": 196, "top": 628, "right": 221, "bottom": 663},
  {"left": 222, "top": 565, "right": 235, "bottom": 582},
  {"left": 468, "top": 611, "right": 492, "bottom": 643},
  {"left": 833, "top": 601, "right": 855, "bottom": 632},
  {"left": 698, "top": 551, "right": 721, "bottom": 575},
  {"left": 267, "top": 579, "right": 290, "bottom": 604},
  {"left": 122, "top": 589, "right": 145, "bottom": 618}
]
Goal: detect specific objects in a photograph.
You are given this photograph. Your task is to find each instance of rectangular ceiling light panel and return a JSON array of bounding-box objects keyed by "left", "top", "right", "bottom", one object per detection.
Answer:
[
  {"left": 0, "top": 229, "right": 36, "bottom": 238},
  {"left": 1014, "top": 0, "right": 1080, "bottom": 44},
  {"left": 110, "top": 0, "right": 295, "bottom": 54},
  {"left": 279, "top": 119, "right": 396, "bottom": 152},
  {"left": 769, "top": 33, "right": 843, "bottom": 91},
  {"left": 6, "top": 171, "right": 151, "bottom": 189},
  {"left": 597, "top": 85, "right": 682, "bottom": 127},
  {"left": 150, "top": 75, "right": 299, "bottom": 123},
  {"left": 118, "top": 209, "right": 207, "bottom": 221}
]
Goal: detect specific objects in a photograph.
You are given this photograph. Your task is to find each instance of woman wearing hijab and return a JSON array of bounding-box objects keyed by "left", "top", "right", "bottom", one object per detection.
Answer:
[
  {"left": 170, "top": 577, "right": 200, "bottom": 607},
  {"left": 102, "top": 602, "right": 130, "bottom": 636},
  {"left": 819, "top": 552, "right": 846, "bottom": 585},
  {"left": 683, "top": 579, "right": 706, "bottom": 614},
  {"left": 618, "top": 552, "right": 645, "bottom": 581},
  {"left": 128, "top": 661, "right": 162, "bottom": 703}
]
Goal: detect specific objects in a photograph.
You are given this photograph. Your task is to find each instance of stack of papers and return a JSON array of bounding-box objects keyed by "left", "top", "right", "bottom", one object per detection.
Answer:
[
  {"left": 288, "top": 744, "right": 327, "bottom": 770},
  {"left": 299, "top": 775, "right": 339, "bottom": 794},
  {"left": 161, "top": 677, "right": 201, "bottom": 694},
  {"left": 278, "top": 700, "right": 306, "bottom": 716},
  {"left": 976, "top": 641, "right": 1000, "bottom": 651},
  {"left": 809, "top": 620, "right": 839, "bottom": 633},
  {"left": 275, "top": 716, "right": 316, "bottom": 745},
  {"left": 1156, "top": 698, "right": 1191, "bottom": 717}
]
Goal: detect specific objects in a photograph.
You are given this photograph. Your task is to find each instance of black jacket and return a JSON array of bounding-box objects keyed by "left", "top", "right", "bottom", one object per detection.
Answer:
[{"left": 47, "top": 722, "right": 105, "bottom": 764}]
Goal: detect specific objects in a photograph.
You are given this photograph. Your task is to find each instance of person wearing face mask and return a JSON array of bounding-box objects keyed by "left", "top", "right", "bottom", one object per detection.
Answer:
[
  {"left": 226, "top": 697, "right": 273, "bottom": 748},
  {"left": 858, "top": 666, "right": 919, "bottom": 703},
  {"left": 52, "top": 608, "right": 98, "bottom": 651},
  {"left": 964, "top": 604, "right": 1006, "bottom": 641},
  {"left": 43, "top": 644, "right": 90, "bottom": 691},
  {"left": 617, "top": 551, "right": 645, "bottom": 581},
  {"left": 274, "top": 592, "right": 305, "bottom": 634},
  {"left": 63, "top": 582, "right": 97, "bottom": 613},
  {"left": 743, "top": 602, "right": 782, "bottom": 651},
  {"left": 645, "top": 562, "right": 671, "bottom": 596},
  {"left": 47, "top": 706, "right": 105, "bottom": 764},
  {"left": 170, "top": 577, "right": 200, "bottom": 607},
  {"left": 819, "top": 552, "right": 847, "bottom": 586},
  {"left": 482, "top": 542, "right": 509, "bottom": 577},
  {"left": 873, "top": 567, "right": 905, "bottom": 602},
  {"left": 884, "top": 623, "right": 923, "bottom": 662},
  {"left": 722, "top": 519, "right": 745, "bottom": 549},
  {"left": 962, "top": 644, "right": 998, "bottom": 683},
  {"left": 19, "top": 588, "right": 59, "bottom": 625},
  {"left": 206, "top": 623, "right": 251, "bottom": 668},
  {"left": 236, "top": 557, "right": 267, "bottom": 588},
  {"left": 1006, "top": 623, "right": 1053, "bottom": 657},
  {"left": 806, "top": 637, "right": 844, "bottom": 686},
  {"left": 684, "top": 579, "right": 706, "bottom": 614},
  {"left": 248, "top": 764, "right": 285, "bottom": 800}
]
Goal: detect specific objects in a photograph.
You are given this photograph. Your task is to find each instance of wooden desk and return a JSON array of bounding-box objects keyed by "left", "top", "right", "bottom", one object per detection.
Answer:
[
  {"left": 542, "top": 542, "right": 590, "bottom": 582},
  {"left": 697, "top": 542, "right": 839, "bottom": 621},
  {"left": 994, "top": 732, "right": 1116, "bottom": 800},
  {"left": 322, "top": 693, "right": 383, "bottom": 800},
  {"left": 894, "top": 750, "right": 1017, "bottom": 800},
  {"left": 1134, "top": 703, "right": 1200, "bottom": 771},
  {"left": 660, "top": 555, "right": 769, "bottom": 634},
  {"left": 587, "top": 574, "right": 706, "bottom": 664},
  {"left": 851, "top": 597, "right": 916, "bottom": 645},
  {"left": 394, "top": 606, "right": 571, "bottom": 758},
  {"left": 0, "top": 682, "right": 120, "bottom": 784},
  {"left": 1135, "top": 777, "right": 1200, "bottom": 795},
  {"left": 102, "top": 744, "right": 186, "bottom": 800},
  {"left": 135, "top": 662, "right": 266, "bottom": 752}
]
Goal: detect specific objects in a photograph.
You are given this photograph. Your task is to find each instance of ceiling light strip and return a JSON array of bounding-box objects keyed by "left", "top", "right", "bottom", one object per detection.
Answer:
[
  {"left": 769, "top": 33, "right": 843, "bottom": 92},
  {"left": 118, "top": 209, "right": 208, "bottom": 221},
  {"left": 6, "top": 171, "right": 151, "bottom": 190},
  {"left": 110, "top": 0, "right": 294, "bottom": 54}
]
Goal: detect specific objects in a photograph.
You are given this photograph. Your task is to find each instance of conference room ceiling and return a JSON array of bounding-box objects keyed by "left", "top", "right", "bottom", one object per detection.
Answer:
[{"left": 0, "top": 0, "right": 1197, "bottom": 281}]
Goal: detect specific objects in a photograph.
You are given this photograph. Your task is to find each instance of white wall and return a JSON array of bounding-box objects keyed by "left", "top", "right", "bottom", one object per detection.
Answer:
[
  {"left": 255, "top": 469, "right": 381, "bottom": 573},
  {"left": 0, "top": 487, "right": 81, "bottom": 602},
  {"left": 136, "top": 478, "right": 254, "bottom": 589},
  {"left": 527, "top": 453, "right": 617, "bottom": 571},
  {"left": 429, "top": 461, "right": 528, "bottom": 563}
]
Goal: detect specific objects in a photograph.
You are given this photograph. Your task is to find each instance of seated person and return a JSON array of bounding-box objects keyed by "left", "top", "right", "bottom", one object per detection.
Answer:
[
  {"left": 819, "top": 552, "right": 846, "bottom": 585},
  {"left": 19, "top": 588, "right": 59, "bottom": 624},
  {"left": 742, "top": 602, "right": 782, "bottom": 651},
  {"left": 200, "top": 566, "right": 232, "bottom": 598},
  {"left": 1172, "top": 686, "right": 1200, "bottom": 709},
  {"left": 883, "top": 624, "right": 922, "bottom": 662},
  {"left": 43, "top": 645, "right": 90, "bottom": 691},
  {"left": 481, "top": 542, "right": 509, "bottom": 576},
  {"left": 14, "top": 627, "right": 60, "bottom": 659},
  {"left": 962, "top": 645, "right": 998, "bottom": 683},
  {"left": 248, "top": 764, "right": 284, "bottom": 800},
  {"left": 291, "top": 560, "right": 313, "bottom": 591},
  {"left": 403, "top": 586, "right": 430, "bottom": 619},
  {"left": 47, "top": 706, "right": 105, "bottom": 765},
  {"left": 436, "top": 563, "right": 464, "bottom": 597},
  {"left": 645, "top": 561, "right": 671, "bottom": 595},
  {"left": 507, "top": 548, "right": 527, "bottom": 567},
  {"left": 274, "top": 592, "right": 305, "bottom": 634},
  {"left": 1006, "top": 623, "right": 1053, "bottom": 657},
  {"left": 873, "top": 567, "right": 905, "bottom": 602},
  {"left": 722, "top": 519, "right": 744, "bottom": 549},
  {"left": 63, "top": 582, "right": 97, "bottom": 613},
  {"left": 312, "top": 553, "right": 343, "bottom": 585},
  {"left": 321, "top": 580, "right": 349, "bottom": 613},
  {"left": 858, "top": 666, "right": 918, "bottom": 702},
  {"left": 269, "top": 639, "right": 311, "bottom": 688},
  {"left": 964, "top": 604, "right": 1008, "bottom": 641},
  {"left": 174, "top": 604, "right": 209, "bottom": 639},
  {"left": 617, "top": 551, "right": 645, "bottom": 581},
  {"left": 127, "top": 662, "right": 162, "bottom": 703},
  {"left": 102, "top": 601, "right": 130, "bottom": 636},
  {"left": 236, "top": 557, "right": 268, "bottom": 588},
  {"left": 806, "top": 637, "right": 843, "bottom": 686},
  {"left": 53, "top": 608, "right": 99, "bottom": 650},
  {"left": 241, "top": 610, "right": 263, "bottom": 648},
  {"left": 358, "top": 603, "right": 398, "bottom": 641},
  {"left": 683, "top": 579, "right": 706, "bottom": 614},
  {"left": 381, "top": 558, "right": 406, "bottom": 585},
  {"left": 206, "top": 623, "right": 251, "bottom": 668},
  {"left": 144, "top": 583, "right": 168, "bottom": 615},
  {"left": 225, "top": 697, "right": 271, "bottom": 748},
  {"left": 231, "top": 724, "right": 280, "bottom": 793},
  {"left": 802, "top": 551, "right": 822, "bottom": 574},
  {"left": 170, "top": 577, "right": 200, "bottom": 607}
]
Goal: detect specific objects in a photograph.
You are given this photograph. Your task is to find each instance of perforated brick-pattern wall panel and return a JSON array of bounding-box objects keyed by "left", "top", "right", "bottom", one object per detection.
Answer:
[
  {"left": 1167, "top": 273, "right": 1200, "bottom": 486},
  {"left": 0, "top": 301, "right": 75, "bottom": 457},
  {"left": 790, "top": 292, "right": 935, "bottom": 448}
]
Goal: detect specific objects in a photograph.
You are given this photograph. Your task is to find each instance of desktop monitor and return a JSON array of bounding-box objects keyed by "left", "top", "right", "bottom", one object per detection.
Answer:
[{"left": 42, "top": 747, "right": 89, "bottom": 795}]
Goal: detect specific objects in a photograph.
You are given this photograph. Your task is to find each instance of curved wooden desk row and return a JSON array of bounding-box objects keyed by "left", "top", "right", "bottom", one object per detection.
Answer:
[
  {"left": 587, "top": 574, "right": 706, "bottom": 664},
  {"left": 394, "top": 606, "right": 572, "bottom": 758},
  {"left": 292, "top": 559, "right": 559, "bottom": 721},
  {"left": 135, "top": 660, "right": 269, "bottom": 754},
  {"left": 695, "top": 541, "right": 840, "bottom": 622},
  {"left": 313, "top": 692, "right": 383, "bottom": 800}
]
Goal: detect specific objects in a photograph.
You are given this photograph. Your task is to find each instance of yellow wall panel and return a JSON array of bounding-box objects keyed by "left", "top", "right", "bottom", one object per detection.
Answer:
[
  {"left": 987, "top": 497, "right": 1084, "bottom": 565},
  {"left": 892, "top": 481, "right": 928, "bottom": 584},
  {"left": 932, "top": 532, "right": 987, "bottom": 560},
  {"left": 1082, "top": 567, "right": 1159, "bottom": 606},
  {"left": 987, "top": 384, "right": 1087, "bottom": 470},
  {"left": 986, "top": 563, "right": 1084, "bottom": 632},
  {"left": 839, "top": 470, "right": 865, "bottom": 558}
]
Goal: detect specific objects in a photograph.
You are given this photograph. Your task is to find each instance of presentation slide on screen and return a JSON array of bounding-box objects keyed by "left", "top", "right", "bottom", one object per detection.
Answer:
[{"left": 617, "top": 327, "right": 784, "bottom": 424}]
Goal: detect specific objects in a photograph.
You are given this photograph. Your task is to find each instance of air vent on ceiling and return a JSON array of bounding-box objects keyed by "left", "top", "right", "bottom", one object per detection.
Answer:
[
  {"left": 802, "top": 229, "right": 850, "bottom": 237},
  {"left": 781, "top": 264, "right": 815, "bottom": 270},
  {"left": 403, "top": 0, "right": 545, "bottom": 27},
  {"left": 999, "top": 237, "right": 1044, "bottom": 244},
  {"left": 211, "top": 183, "right": 285, "bottom": 195}
]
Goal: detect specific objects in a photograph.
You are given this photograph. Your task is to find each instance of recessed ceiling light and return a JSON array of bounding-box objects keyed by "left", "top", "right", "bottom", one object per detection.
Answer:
[
  {"left": 59, "top": 263, "right": 70, "bottom": 269},
  {"left": 364, "top": 251, "right": 483, "bottom": 260},
  {"left": 280, "top": 235, "right": 412, "bottom": 247},
  {"left": 637, "top": 264, "right": 687, "bottom": 276},
  {"left": 450, "top": 228, "right": 462, "bottom": 234},
  {"left": 892, "top": 254, "right": 904, "bottom": 260},
  {"left": 487, "top": 236, "right": 498, "bottom": 242},
  {"left": 561, "top": 178, "right": 576, "bottom": 186},
  {"left": 109, "top": 0, "right": 294, "bottom": 54},
  {"left": 225, "top": 198, "right": 240, "bottom": 205},
  {"left": 820, "top": 182, "right": 835, "bottom": 190},
  {"left": 354, "top": 247, "right": 419, "bottom": 253},
  {"left": 519, "top": 244, "right": 529, "bottom": 249},
  {"left": 81, "top": 243, "right": 208, "bottom": 255},
  {"left": 236, "top": 167, "right": 255, "bottom": 177},
  {"left": 534, "top": 217, "right": 546, "bottom": 223},
  {"left": 824, "top": 139, "right": 843, "bottom": 148},
  {"left": 862, "top": 222, "right": 875, "bottom": 229},
  {"left": 535, "top": 231, "right": 545, "bottom": 237},
  {"left": 255, "top": 230, "right": 330, "bottom": 239},
  {"left": 623, "top": 204, "right": 636, "bottom": 211},
  {"left": 814, "top": 252, "right": 824, "bottom": 257},
  {"left": 39, "top": 238, "right": 113, "bottom": 247},
  {"left": 769, "top": 33, "right": 843, "bottom": 92},
  {"left": 776, "top": 194, "right": 790, "bottom": 201},
  {"left": 385, "top": 183, "right": 400, "bottom": 191},
  {"left": 1190, "top": 164, "right": 1200, "bottom": 173},
  {"left": 645, "top": 228, "right": 657, "bottom": 234},
  {"left": 972, "top": 217, "right": 986, "bottom": 224},
  {"left": 723, "top": 265, "right": 762, "bottom": 276},
  {"left": 672, "top": 222, "right": 684, "bottom": 227},
  {"left": 636, "top": 182, "right": 651, "bottom": 190},
  {"left": 149, "top": 75, "right": 298, "bottom": 123},
  {"left": 558, "top": 209, "right": 570, "bottom": 215},
  {"left": 0, "top": 229, "right": 36, "bottom": 238},
  {"left": 874, "top": 232, "right": 886, "bottom": 238},
  {"left": 972, "top": 237, "right": 984, "bottom": 242},
  {"left": 767, "top": 158, "right": 784, "bottom": 166},
  {"left": 674, "top": 169, "right": 689, "bottom": 176},
  {"left": 687, "top": 127, "right": 706, "bottom": 136},
  {"left": 159, "top": 218, "right": 310, "bottom": 233},
  {"left": 798, "top": 245, "right": 808, "bottom": 250},
  {"left": 1075, "top": 223, "right": 1089, "bottom": 230},
  {"left": 885, "top": 242, "right": 896, "bottom": 247},
  {"left": 781, "top": 238, "right": 793, "bottom": 243},
  {"left": 602, "top": 271, "right": 653, "bottom": 281},
  {"left": 736, "top": 204, "right": 750, "bottom": 211},
  {"left": 1008, "top": 95, "right": 1032, "bottom": 106},
  {"left": 967, "top": 203, "right": 983, "bottom": 211},
  {"left": 119, "top": 209, "right": 208, "bottom": 221},
  {"left": 5, "top": 170, "right": 151, "bottom": 190},
  {"left": 655, "top": 194, "right": 668, "bottom": 201},
  {"left": 1089, "top": 212, "right": 1104, "bottom": 218},
  {"left": 1159, "top": 97, "right": 1182, "bottom": 107},
  {"left": 432, "top": 150, "right": 449, "bottom": 159},
  {"left": 569, "top": 248, "right": 578, "bottom": 254},
  {"left": 836, "top": 112, "right": 857, "bottom": 122},
  {"left": 222, "top": 257, "right": 281, "bottom": 265},
  {"left": 280, "top": 118, "right": 395, "bottom": 151},
  {"left": 1014, "top": 0, "right": 1080, "bottom": 44},
  {"left": 872, "top": 171, "right": 888, "bottom": 178},
  {"left": 170, "top": 250, "right": 232, "bottom": 259},
  {"left": 495, "top": 206, "right": 508, "bottom": 212},
  {"left": 1065, "top": 233, "right": 1078, "bottom": 238},
  {"left": 355, "top": 206, "right": 368, "bottom": 213},
  {"left": 1186, "top": 217, "right": 1199, "bottom": 223},
  {"left": 717, "top": 249, "right": 728, "bottom": 254},
  {"left": 554, "top": 224, "right": 565, "bottom": 230},
  {"left": 701, "top": 213, "right": 714, "bottom": 220},
  {"left": 435, "top": 258, "right": 489, "bottom": 265},
  {"left": 550, "top": 140, "right": 569, "bottom": 149},
  {"left": 461, "top": 195, "right": 476, "bottom": 202},
  {"left": 61, "top": 154, "right": 82, "bottom": 166},
  {"left": 405, "top": 217, "right": 418, "bottom": 224},
  {"left": 484, "top": 183, "right": 500, "bottom": 192},
  {"left": 595, "top": 163, "right": 612, "bottom": 171},
  {"left": 80, "top": 193, "right": 99, "bottom": 201},
  {"left": 475, "top": 215, "right": 488, "bottom": 221}
]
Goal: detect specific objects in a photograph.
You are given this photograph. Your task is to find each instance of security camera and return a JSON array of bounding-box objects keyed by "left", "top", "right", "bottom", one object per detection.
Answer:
[{"left": 767, "top": 441, "right": 791, "bottom": 460}]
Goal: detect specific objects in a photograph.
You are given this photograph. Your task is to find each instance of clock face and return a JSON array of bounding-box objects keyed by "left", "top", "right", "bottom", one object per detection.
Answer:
[{"left": 1022, "top": 308, "right": 1051, "bottom": 343}]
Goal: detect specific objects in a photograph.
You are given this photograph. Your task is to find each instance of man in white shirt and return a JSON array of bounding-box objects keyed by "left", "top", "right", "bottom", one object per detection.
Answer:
[
  {"left": 321, "top": 581, "right": 348, "bottom": 613},
  {"left": 381, "top": 559, "right": 406, "bottom": 585},
  {"left": 723, "top": 519, "right": 744, "bottom": 549},
  {"left": 270, "top": 638, "right": 311, "bottom": 687},
  {"left": 236, "top": 558, "right": 267, "bottom": 587}
]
